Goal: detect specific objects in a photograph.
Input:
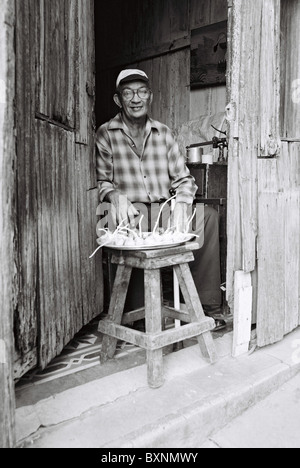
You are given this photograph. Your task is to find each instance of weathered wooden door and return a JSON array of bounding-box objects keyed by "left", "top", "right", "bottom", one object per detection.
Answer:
[
  {"left": 227, "top": 0, "right": 300, "bottom": 347},
  {"left": 0, "top": 0, "right": 16, "bottom": 449},
  {"left": 14, "top": 0, "right": 103, "bottom": 376}
]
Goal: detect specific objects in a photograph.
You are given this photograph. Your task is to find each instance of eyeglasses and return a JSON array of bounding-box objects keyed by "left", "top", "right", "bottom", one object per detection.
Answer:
[{"left": 120, "top": 87, "right": 151, "bottom": 101}]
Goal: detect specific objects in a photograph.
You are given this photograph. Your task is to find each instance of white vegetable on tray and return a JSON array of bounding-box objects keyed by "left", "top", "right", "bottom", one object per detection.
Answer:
[{"left": 89, "top": 195, "right": 197, "bottom": 258}]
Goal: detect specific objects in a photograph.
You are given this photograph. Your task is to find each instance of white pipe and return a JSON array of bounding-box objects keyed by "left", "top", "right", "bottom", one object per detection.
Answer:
[{"left": 171, "top": 198, "right": 181, "bottom": 329}]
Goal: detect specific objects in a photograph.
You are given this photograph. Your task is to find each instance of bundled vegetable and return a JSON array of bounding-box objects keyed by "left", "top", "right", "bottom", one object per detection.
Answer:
[{"left": 89, "top": 195, "right": 197, "bottom": 258}]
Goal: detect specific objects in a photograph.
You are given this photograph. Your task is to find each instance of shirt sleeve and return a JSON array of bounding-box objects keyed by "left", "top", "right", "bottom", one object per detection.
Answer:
[
  {"left": 95, "top": 125, "right": 117, "bottom": 202},
  {"left": 166, "top": 129, "right": 198, "bottom": 205}
]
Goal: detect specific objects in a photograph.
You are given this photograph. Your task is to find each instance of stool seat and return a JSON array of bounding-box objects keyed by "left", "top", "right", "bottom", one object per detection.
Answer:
[{"left": 98, "top": 242, "right": 218, "bottom": 388}]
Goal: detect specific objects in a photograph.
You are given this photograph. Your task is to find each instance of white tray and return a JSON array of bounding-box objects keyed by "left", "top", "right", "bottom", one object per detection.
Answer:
[{"left": 100, "top": 234, "right": 196, "bottom": 251}]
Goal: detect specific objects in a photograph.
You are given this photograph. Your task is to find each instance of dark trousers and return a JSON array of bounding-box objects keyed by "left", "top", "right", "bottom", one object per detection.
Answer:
[{"left": 123, "top": 205, "right": 221, "bottom": 311}]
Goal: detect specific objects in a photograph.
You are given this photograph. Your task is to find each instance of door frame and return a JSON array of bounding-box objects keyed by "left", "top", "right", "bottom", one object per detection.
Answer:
[
  {"left": 226, "top": 0, "right": 297, "bottom": 352},
  {"left": 0, "top": 0, "right": 16, "bottom": 449}
]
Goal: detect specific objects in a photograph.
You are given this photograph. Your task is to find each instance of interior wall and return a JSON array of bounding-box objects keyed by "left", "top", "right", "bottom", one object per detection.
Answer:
[
  {"left": 95, "top": 0, "right": 228, "bottom": 129},
  {"left": 189, "top": 0, "right": 228, "bottom": 119}
]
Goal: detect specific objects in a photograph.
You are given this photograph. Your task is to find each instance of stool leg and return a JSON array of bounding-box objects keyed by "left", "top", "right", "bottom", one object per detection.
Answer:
[
  {"left": 107, "top": 251, "right": 115, "bottom": 295},
  {"left": 174, "top": 263, "right": 218, "bottom": 363},
  {"left": 145, "top": 269, "right": 164, "bottom": 388},
  {"left": 100, "top": 264, "right": 132, "bottom": 362}
]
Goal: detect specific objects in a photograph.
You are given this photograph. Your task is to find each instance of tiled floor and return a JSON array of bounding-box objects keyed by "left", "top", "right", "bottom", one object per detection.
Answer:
[
  {"left": 15, "top": 310, "right": 233, "bottom": 404},
  {"left": 15, "top": 315, "right": 130, "bottom": 390}
]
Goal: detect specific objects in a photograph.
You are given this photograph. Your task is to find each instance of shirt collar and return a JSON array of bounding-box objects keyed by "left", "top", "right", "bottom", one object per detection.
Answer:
[{"left": 108, "top": 113, "right": 160, "bottom": 132}]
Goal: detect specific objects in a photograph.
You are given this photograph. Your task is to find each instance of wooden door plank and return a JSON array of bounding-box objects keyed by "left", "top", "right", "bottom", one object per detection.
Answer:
[
  {"left": 226, "top": 0, "right": 243, "bottom": 309},
  {"left": 256, "top": 0, "right": 298, "bottom": 347},
  {"left": 0, "top": 0, "right": 16, "bottom": 448},
  {"left": 257, "top": 192, "right": 285, "bottom": 347},
  {"left": 284, "top": 192, "right": 300, "bottom": 334},
  {"left": 75, "top": 0, "right": 102, "bottom": 325},
  {"left": 236, "top": 0, "right": 261, "bottom": 273},
  {"left": 210, "top": 0, "right": 230, "bottom": 24},
  {"left": 190, "top": 0, "right": 212, "bottom": 29},
  {"left": 232, "top": 271, "right": 252, "bottom": 357},
  {"left": 257, "top": 144, "right": 300, "bottom": 345},
  {"left": 259, "top": 0, "right": 281, "bottom": 156},
  {"left": 228, "top": 0, "right": 299, "bottom": 348},
  {"left": 75, "top": 0, "right": 89, "bottom": 144},
  {"left": 36, "top": 121, "right": 83, "bottom": 368},
  {"left": 169, "top": 0, "right": 189, "bottom": 40},
  {"left": 153, "top": 0, "right": 171, "bottom": 46},
  {"left": 299, "top": 185, "right": 300, "bottom": 328},
  {"left": 281, "top": 142, "right": 300, "bottom": 332},
  {"left": 149, "top": 50, "right": 190, "bottom": 129},
  {"left": 36, "top": 0, "right": 76, "bottom": 128},
  {"left": 14, "top": 0, "right": 39, "bottom": 378},
  {"left": 35, "top": 0, "right": 45, "bottom": 115},
  {"left": 64, "top": 0, "right": 77, "bottom": 128},
  {"left": 76, "top": 143, "right": 103, "bottom": 324},
  {"left": 14, "top": 0, "right": 99, "bottom": 374}
]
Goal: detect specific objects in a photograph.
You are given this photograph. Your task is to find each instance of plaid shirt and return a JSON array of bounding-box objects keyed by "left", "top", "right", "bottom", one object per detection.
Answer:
[{"left": 95, "top": 113, "right": 197, "bottom": 204}]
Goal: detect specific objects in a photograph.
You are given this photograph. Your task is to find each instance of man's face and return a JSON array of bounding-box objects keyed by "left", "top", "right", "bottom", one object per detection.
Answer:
[{"left": 117, "top": 80, "right": 152, "bottom": 122}]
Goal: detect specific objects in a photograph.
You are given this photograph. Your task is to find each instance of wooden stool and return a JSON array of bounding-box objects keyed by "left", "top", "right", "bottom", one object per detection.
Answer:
[{"left": 98, "top": 242, "right": 218, "bottom": 388}]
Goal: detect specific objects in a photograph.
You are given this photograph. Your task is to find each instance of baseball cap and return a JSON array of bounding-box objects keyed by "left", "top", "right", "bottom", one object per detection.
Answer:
[{"left": 116, "top": 69, "right": 149, "bottom": 89}]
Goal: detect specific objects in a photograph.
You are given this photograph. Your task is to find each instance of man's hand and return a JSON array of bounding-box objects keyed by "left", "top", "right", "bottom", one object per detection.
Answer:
[
  {"left": 171, "top": 202, "right": 189, "bottom": 233},
  {"left": 105, "top": 191, "right": 139, "bottom": 228}
]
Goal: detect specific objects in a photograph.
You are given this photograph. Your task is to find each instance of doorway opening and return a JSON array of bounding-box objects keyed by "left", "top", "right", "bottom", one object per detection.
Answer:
[
  {"left": 94, "top": 0, "right": 231, "bottom": 321},
  {"left": 16, "top": 0, "right": 233, "bottom": 395}
]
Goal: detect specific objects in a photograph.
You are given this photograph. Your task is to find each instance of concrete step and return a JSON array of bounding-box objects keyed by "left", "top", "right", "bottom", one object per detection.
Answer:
[
  {"left": 199, "top": 372, "right": 300, "bottom": 448},
  {"left": 16, "top": 328, "right": 300, "bottom": 448}
]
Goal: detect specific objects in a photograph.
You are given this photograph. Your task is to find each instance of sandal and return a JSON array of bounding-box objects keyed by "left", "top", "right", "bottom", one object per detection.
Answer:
[{"left": 212, "top": 318, "right": 226, "bottom": 332}]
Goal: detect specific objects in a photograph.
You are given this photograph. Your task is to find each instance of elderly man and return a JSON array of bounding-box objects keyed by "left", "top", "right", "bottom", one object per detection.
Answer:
[{"left": 96, "top": 69, "right": 225, "bottom": 331}]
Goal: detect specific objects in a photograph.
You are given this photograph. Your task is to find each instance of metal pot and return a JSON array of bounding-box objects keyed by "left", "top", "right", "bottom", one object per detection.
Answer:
[{"left": 186, "top": 147, "right": 203, "bottom": 163}]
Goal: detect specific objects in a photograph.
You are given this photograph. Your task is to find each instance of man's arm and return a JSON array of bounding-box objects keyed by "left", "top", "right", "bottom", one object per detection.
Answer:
[
  {"left": 166, "top": 130, "right": 198, "bottom": 205},
  {"left": 95, "top": 126, "right": 116, "bottom": 202},
  {"left": 95, "top": 126, "right": 138, "bottom": 228},
  {"left": 165, "top": 130, "right": 198, "bottom": 232}
]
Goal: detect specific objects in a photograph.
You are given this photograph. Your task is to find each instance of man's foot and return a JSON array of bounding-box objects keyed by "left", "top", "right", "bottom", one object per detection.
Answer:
[
  {"left": 203, "top": 305, "right": 227, "bottom": 332},
  {"left": 212, "top": 318, "right": 227, "bottom": 332}
]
